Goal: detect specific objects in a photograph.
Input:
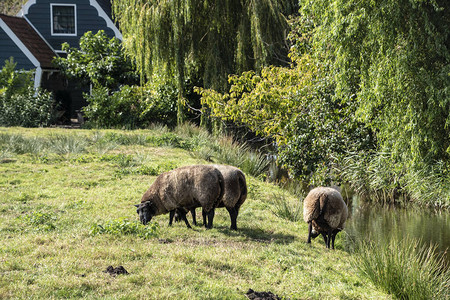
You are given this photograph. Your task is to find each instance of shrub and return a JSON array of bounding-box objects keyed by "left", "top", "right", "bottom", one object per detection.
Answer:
[
  {"left": 83, "top": 79, "right": 178, "bottom": 129},
  {"left": 0, "top": 58, "right": 55, "bottom": 127}
]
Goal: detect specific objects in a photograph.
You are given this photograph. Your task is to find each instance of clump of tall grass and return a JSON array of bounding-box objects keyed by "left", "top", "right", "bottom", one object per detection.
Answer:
[
  {"left": 337, "top": 151, "right": 401, "bottom": 204},
  {"left": 47, "top": 134, "right": 88, "bottom": 155},
  {"left": 352, "top": 237, "right": 450, "bottom": 300},
  {"left": 270, "top": 191, "right": 303, "bottom": 222},
  {"left": 0, "top": 133, "right": 45, "bottom": 154},
  {"left": 210, "top": 136, "right": 270, "bottom": 178},
  {"left": 96, "top": 132, "right": 148, "bottom": 146}
]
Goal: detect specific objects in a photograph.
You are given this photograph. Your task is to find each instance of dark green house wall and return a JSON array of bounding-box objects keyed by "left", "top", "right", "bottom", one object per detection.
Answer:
[
  {"left": 24, "top": 0, "right": 117, "bottom": 50},
  {"left": 0, "top": 27, "right": 35, "bottom": 69}
]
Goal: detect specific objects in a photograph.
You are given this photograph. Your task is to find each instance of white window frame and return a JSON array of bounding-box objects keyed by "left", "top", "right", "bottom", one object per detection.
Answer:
[{"left": 50, "top": 3, "right": 77, "bottom": 36}]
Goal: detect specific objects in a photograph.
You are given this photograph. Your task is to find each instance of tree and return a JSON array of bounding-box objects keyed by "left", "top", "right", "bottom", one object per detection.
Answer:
[
  {"left": 54, "top": 30, "right": 139, "bottom": 90},
  {"left": 301, "top": 0, "right": 450, "bottom": 167},
  {"left": 200, "top": 0, "right": 450, "bottom": 201},
  {"left": 111, "top": 0, "right": 298, "bottom": 124}
]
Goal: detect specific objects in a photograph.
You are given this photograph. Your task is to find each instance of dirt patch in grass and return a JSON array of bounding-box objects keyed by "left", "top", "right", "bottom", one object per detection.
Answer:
[
  {"left": 245, "top": 289, "right": 281, "bottom": 300},
  {"left": 104, "top": 265, "right": 129, "bottom": 276}
]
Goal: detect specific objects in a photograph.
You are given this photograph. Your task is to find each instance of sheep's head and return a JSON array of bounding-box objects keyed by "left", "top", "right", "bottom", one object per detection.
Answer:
[
  {"left": 310, "top": 228, "right": 320, "bottom": 239},
  {"left": 135, "top": 201, "right": 156, "bottom": 225}
]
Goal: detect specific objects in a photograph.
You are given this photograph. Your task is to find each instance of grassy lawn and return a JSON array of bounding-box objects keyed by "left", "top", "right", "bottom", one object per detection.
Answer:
[{"left": 0, "top": 126, "right": 389, "bottom": 299}]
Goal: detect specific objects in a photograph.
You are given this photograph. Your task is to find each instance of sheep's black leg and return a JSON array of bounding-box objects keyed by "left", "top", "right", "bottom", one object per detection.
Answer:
[
  {"left": 206, "top": 209, "right": 215, "bottom": 229},
  {"left": 190, "top": 208, "right": 197, "bottom": 226},
  {"left": 202, "top": 210, "right": 207, "bottom": 228},
  {"left": 326, "top": 229, "right": 333, "bottom": 249},
  {"left": 169, "top": 210, "right": 175, "bottom": 226},
  {"left": 331, "top": 231, "right": 338, "bottom": 249},
  {"left": 321, "top": 232, "right": 328, "bottom": 247},
  {"left": 175, "top": 209, "right": 191, "bottom": 229},
  {"left": 307, "top": 222, "right": 313, "bottom": 244},
  {"left": 226, "top": 207, "right": 238, "bottom": 230}
]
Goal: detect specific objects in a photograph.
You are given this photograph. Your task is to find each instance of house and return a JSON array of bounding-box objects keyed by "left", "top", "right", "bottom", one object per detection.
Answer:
[{"left": 0, "top": 0, "right": 121, "bottom": 122}]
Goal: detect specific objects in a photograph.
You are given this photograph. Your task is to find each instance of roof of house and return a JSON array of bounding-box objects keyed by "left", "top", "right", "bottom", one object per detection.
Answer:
[{"left": 0, "top": 13, "right": 57, "bottom": 69}]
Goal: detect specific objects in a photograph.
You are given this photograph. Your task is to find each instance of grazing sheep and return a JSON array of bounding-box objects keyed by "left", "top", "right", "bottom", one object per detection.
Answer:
[
  {"left": 171, "top": 165, "right": 247, "bottom": 230},
  {"left": 135, "top": 165, "right": 224, "bottom": 229},
  {"left": 303, "top": 186, "right": 348, "bottom": 249}
]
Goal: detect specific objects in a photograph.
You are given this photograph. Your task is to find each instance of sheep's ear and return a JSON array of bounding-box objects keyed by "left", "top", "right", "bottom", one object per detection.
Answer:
[{"left": 134, "top": 204, "right": 140, "bottom": 208}]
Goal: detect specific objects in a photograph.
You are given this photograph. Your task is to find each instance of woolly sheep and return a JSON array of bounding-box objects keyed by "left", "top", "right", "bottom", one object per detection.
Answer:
[
  {"left": 171, "top": 165, "right": 247, "bottom": 230},
  {"left": 135, "top": 165, "right": 224, "bottom": 229},
  {"left": 303, "top": 186, "right": 348, "bottom": 249}
]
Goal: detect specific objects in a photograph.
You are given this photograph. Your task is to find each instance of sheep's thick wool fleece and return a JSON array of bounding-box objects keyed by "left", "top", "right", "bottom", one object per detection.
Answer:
[
  {"left": 140, "top": 165, "right": 223, "bottom": 215},
  {"left": 213, "top": 165, "right": 247, "bottom": 208},
  {"left": 303, "top": 187, "right": 347, "bottom": 229}
]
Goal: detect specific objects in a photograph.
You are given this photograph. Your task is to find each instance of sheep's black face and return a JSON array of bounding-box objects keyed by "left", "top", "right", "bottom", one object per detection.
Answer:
[
  {"left": 311, "top": 228, "right": 320, "bottom": 239},
  {"left": 135, "top": 202, "right": 155, "bottom": 225}
]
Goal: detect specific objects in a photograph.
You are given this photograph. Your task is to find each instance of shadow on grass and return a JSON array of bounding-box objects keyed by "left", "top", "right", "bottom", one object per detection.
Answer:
[{"left": 217, "top": 225, "right": 296, "bottom": 245}]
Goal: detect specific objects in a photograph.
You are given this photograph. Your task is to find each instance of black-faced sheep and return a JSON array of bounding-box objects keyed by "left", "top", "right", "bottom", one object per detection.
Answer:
[
  {"left": 171, "top": 165, "right": 247, "bottom": 230},
  {"left": 135, "top": 165, "right": 224, "bottom": 229},
  {"left": 303, "top": 186, "right": 348, "bottom": 249}
]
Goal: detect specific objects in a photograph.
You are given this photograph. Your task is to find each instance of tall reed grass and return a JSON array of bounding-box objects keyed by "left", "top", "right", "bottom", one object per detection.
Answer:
[
  {"left": 270, "top": 190, "right": 303, "bottom": 222},
  {"left": 351, "top": 236, "right": 450, "bottom": 300},
  {"left": 336, "top": 151, "right": 450, "bottom": 208}
]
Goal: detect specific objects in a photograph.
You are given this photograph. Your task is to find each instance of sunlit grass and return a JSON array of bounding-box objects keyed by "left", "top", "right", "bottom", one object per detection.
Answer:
[{"left": 0, "top": 126, "right": 390, "bottom": 299}]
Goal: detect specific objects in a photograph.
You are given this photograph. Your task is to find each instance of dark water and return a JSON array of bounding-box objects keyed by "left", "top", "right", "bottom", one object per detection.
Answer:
[{"left": 344, "top": 196, "right": 450, "bottom": 266}]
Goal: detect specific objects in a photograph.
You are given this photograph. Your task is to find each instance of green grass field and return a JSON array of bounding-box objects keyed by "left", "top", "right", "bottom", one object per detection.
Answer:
[{"left": 0, "top": 126, "right": 389, "bottom": 299}]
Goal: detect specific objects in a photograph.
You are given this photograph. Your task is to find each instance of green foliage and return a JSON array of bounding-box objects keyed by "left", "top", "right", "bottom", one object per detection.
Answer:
[
  {"left": 199, "top": 53, "right": 372, "bottom": 182},
  {"left": 200, "top": 0, "right": 450, "bottom": 206},
  {"left": 112, "top": 0, "right": 298, "bottom": 124},
  {"left": 352, "top": 237, "right": 450, "bottom": 300},
  {"left": 54, "top": 30, "right": 138, "bottom": 89},
  {"left": 0, "top": 0, "right": 26, "bottom": 14},
  {"left": 83, "top": 80, "right": 178, "bottom": 129},
  {"left": 304, "top": 0, "right": 450, "bottom": 164},
  {"left": 90, "top": 218, "right": 159, "bottom": 239},
  {"left": 0, "top": 58, "right": 55, "bottom": 127}
]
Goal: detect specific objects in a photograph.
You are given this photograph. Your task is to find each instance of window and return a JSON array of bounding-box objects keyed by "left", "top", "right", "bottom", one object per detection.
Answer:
[{"left": 51, "top": 4, "right": 76, "bottom": 35}]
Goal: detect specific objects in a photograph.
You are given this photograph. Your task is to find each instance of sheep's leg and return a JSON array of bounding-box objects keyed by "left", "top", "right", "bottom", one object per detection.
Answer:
[
  {"left": 190, "top": 208, "right": 197, "bottom": 226},
  {"left": 326, "top": 229, "right": 333, "bottom": 249},
  {"left": 321, "top": 232, "right": 328, "bottom": 248},
  {"left": 226, "top": 207, "right": 238, "bottom": 230},
  {"left": 307, "top": 222, "right": 313, "bottom": 244},
  {"left": 177, "top": 209, "right": 192, "bottom": 229},
  {"left": 206, "top": 209, "right": 215, "bottom": 229},
  {"left": 169, "top": 210, "right": 175, "bottom": 226},
  {"left": 331, "top": 231, "right": 338, "bottom": 249},
  {"left": 202, "top": 210, "right": 207, "bottom": 228}
]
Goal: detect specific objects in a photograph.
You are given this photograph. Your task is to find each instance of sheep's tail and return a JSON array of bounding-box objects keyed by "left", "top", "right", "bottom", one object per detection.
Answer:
[
  {"left": 304, "top": 196, "right": 321, "bottom": 222},
  {"left": 319, "top": 194, "right": 329, "bottom": 217}
]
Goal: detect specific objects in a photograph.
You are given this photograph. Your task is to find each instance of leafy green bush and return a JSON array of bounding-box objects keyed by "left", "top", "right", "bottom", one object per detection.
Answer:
[
  {"left": 90, "top": 218, "right": 159, "bottom": 239},
  {"left": 0, "top": 58, "right": 55, "bottom": 127},
  {"left": 83, "top": 80, "right": 178, "bottom": 129}
]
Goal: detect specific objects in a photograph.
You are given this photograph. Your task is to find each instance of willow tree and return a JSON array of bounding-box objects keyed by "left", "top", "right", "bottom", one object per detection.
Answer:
[{"left": 112, "top": 0, "right": 297, "bottom": 124}]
